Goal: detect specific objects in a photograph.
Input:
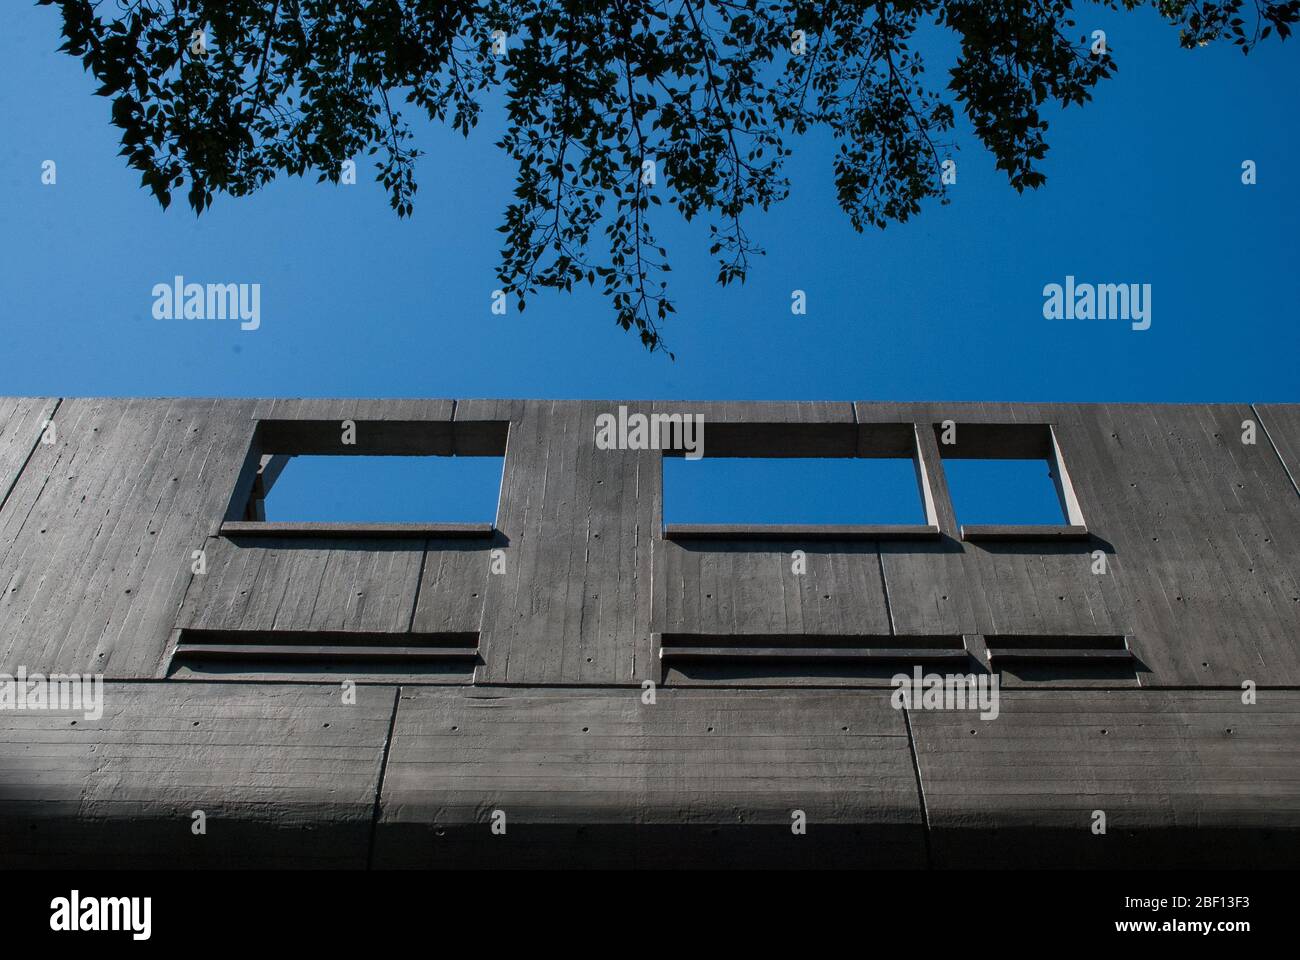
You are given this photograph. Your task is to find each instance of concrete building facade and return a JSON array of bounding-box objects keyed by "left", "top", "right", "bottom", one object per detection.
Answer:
[{"left": 1, "top": 398, "right": 1297, "bottom": 868}]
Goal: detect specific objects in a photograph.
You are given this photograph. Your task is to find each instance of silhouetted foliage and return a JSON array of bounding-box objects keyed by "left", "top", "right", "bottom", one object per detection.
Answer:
[{"left": 41, "top": 0, "right": 1298, "bottom": 354}]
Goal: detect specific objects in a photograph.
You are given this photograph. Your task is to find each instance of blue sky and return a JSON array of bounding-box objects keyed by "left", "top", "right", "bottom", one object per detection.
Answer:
[{"left": 2, "top": 2, "right": 1297, "bottom": 405}]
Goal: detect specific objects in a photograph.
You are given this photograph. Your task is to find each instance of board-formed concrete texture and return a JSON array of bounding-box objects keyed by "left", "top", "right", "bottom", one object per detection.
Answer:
[{"left": 0, "top": 398, "right": 1297, "bottom": 868}]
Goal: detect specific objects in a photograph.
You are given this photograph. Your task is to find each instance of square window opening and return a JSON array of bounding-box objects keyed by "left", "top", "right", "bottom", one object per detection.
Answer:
[
  {"left": 932, "top": 423, "right": 1085, "bottom": 535},
  {"left": 942, "top": 457, "right": 1068, "bottom": 526}
]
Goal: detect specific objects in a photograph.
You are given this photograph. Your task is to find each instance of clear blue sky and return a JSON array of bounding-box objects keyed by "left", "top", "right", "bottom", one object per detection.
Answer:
[
  {"left": 3, "top": 2, "right": 1297, "bottom": 404},
  {"left": 1, "top": 4, "right": 1295, "bottom": 522}
]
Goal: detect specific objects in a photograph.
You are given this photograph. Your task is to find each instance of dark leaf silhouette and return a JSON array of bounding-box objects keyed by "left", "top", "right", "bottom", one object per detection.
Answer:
[{"left": 39, "top": 0, "right": 1299, "bottom": 353}]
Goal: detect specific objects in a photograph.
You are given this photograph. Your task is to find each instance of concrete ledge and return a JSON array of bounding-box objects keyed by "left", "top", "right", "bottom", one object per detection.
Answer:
[
  {"left": 220, "top": 521, "right": 496, "bottom": 539},
  {"left": 663, "top": 523, "right": 942, "bottom": 541},
  {"left": 960, "top": 524, "right": 1089, "bottom": 541}
]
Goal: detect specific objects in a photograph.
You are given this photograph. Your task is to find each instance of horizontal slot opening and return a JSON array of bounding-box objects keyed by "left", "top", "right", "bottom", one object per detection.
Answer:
[
  {"left": 987, "top": 634, "right": 1128, "bottom": 652},
  {"left": 169, "top": 629, "right": 480, "bottom": 679},
  {"left": 985, "top": 634, "right": 1130, "bottom": 661},
  {"left": 659, "top": 634, "right": 969, "bottom": 685},
  {"left": 661, "top": 633, "right": 965, "bottom": 654},
  {"left": 985, "top": 635, "right": 1136, "bottom": 683}
]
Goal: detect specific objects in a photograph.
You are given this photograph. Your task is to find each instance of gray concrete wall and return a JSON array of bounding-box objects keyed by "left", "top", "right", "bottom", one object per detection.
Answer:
[{"left": 1, "top": 398, "right": 1297, "bottom": 867}]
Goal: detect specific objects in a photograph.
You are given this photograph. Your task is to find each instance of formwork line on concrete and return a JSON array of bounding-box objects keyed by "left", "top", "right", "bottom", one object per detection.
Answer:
[
  {"left": 902, "top": 706, "right": 933, "bottom": 870},
  {"left": 368, "top": 684, "right": 402, "bottom": 871},
  {"left": 1255, "top": 402, "right": 1300, "bottom": 501},
  {"left": 0, "top": 396, "right": 61, "bottom": 520},
  {"left": 876, "top": 541, "right": 897, "bottom": 635},
  {"left": 406, "top": 544, "right": 430, "bottom": 633}
]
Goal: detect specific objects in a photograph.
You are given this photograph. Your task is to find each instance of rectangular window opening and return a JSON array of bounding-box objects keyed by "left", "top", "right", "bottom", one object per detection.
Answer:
[
  {"left": 664, "top": 456, "right": 927, "bottom": 528},
  {"left": 254, "top": 454, "right": 504, "bottom": 525},
  {"left": 223, "top": 418, "right": 510, "bottom": 536}
]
